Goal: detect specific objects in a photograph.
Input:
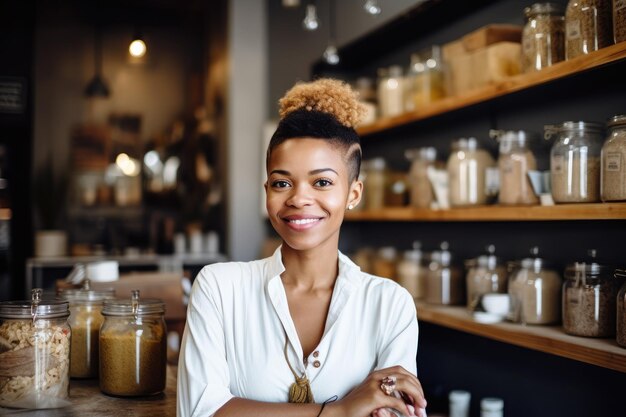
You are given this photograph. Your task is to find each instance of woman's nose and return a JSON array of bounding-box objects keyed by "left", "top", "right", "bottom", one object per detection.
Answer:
[{"left": 285, "top": 184, "right": 313, "bottom": 207}]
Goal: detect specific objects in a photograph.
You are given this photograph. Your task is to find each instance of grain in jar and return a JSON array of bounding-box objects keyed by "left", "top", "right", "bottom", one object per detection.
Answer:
[
  {"left": 425, "top": 242, "right": 463, "bottom": 305},
  {"left": 378, "top": 66, "right": 404, "bottom": 118},
  {"left": 397, "top": 242, "right": 426, "bottom": 299},
  {"left": 447, "top": 138, "right": 495, "bottom": 207},
  {"left": 565, "top": 0, "right": 613, "bottom": 59},
  {"left": 493, "top": 130, "right": 540, "bottom": 205},
  {"left": 406, "top": 147, "right": 437, "bottom": 209},
  {"left": 546, "top": 121, "right": 603, "bottom": 203},
  {"left": 522, "top": 3, "right": 566, "bottom": 72},
  {"left": 614, "top": 0, "right": 626, "bottom": 43},
  {"left": 465, "top": 245, "right": 507, "bottom": 311},
  {"left": 601, "top": 115, "right": 626, "bottom": 201}
]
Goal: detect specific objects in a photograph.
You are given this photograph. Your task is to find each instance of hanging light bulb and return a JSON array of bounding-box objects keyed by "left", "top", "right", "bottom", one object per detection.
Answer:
[
  {"left": 364, "top": 0, "right": 382, "bottom": 15},
  {"left": 129, "top": 38, "right": 147, "bottom": 58},
  {"left": 303, "top": 3, "right": 319, "bottom": 31},
  {"left": 323, "top": 44, "right": 340, "bottom": 65}
]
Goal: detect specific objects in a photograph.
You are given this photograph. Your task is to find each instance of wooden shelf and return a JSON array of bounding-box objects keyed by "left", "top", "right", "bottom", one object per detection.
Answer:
[
  {"left": 416, "top": 303, "right": 626, "bottom": 373},
  {"left": 357, "top": 42, "right": 626, "bottom": 137},
  {"left": 344, "top": 203, "right": 626, "bottom": 222}
]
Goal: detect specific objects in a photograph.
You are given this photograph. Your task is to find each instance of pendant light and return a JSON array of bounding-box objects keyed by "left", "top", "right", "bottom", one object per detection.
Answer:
[
  {"left": 85, "top": 25, "right": 110, "bottom": 98},
  {"left": 129, "top": 28, "right": 147, "bottom": 59},
  {"left": 364, "top": 0, "right": 382, "bottom": 15},
  {"left": 323, "top": 0, "right": 339, "bottom": 65},
  {"left": 303, "top": 1, "right": 319, "bottom": 31}
]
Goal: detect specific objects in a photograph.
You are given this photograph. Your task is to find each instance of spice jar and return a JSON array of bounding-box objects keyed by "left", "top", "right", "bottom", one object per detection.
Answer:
[
  {"left": 60, "top": 280, "right": 114, "bottom": 378},
  {"left": 508, "top": 247, "right": 562, "bottom": 325},
  {"left": 546, "top": 121, "right": 603, "bottom": 203},
  {"left": 99, "top": 290, "right": 167, "bottom": 396},
  {"left": 378, "top": 65, "right": 404, "bottom": 118},
  {"left": 565, "top": 0, "right": 613, "bottom": 59},
  {"left": 425, "top": 242, "right": 463, "bottom": 305},
  {"left": 492, "top": 130, "right": 540, "bottom": 205},
  {"left": 397, "top": 242, "right": 426, "bottom": 299},
  {"left": 522, "top": 3, "right": 566, "bottom": 72},
  {"left": 617, "top": 269, "right": 626, "bottom": 347},
  {"left": 406, "top": 147, "right": 437, "bottom": 209},
  {"left": 364, "top": 158, "right": 387, "bottom": 210},
  {"left": 601, "top": 115, "right": 626, "bottom": 201},
  {"left": 372, "top": 247, "right": 398, "bottom": 280},
  {"left": 447, "top": 138, "right": 495, "bottom": 207},
  {"left": 562, "top": 252, "right": 621, "bottom": 337},
  {"left": 615, "top": 0, "right": 626, "bottom": 43},
  {"left": 0, "top": 289, "right": 71, "bottom": 409},
  {"left": 465, "top": 245, "right": 508, "bottom": 311}
]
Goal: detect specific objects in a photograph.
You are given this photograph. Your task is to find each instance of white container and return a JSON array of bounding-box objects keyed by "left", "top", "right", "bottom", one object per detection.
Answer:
[
  {"left": 35, "top": 230, "right": 68, "bottom": 258},
  {"left": 86, "top": 261, "right": 119, "bottom": 282},
  {"left": 481, "top": 397, "right": 504, "bottom": 417},
  {"left": 449, "top": 390, "right": 471, "bottom": 417}
]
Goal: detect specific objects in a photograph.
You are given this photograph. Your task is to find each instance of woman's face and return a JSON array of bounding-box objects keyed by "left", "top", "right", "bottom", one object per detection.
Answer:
[{"left": 265, "top": 138, "right": 362, "bottom": 252}]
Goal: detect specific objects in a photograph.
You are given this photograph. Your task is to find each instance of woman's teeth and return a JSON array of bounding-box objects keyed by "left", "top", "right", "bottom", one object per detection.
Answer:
[{"left": 289, "top": 218, "right": 319, "bottom": 225}]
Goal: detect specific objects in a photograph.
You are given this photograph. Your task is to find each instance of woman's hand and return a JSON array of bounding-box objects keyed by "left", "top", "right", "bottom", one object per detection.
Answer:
[{"left": 326, "top": 366, "right": 426, "bottom": 417}]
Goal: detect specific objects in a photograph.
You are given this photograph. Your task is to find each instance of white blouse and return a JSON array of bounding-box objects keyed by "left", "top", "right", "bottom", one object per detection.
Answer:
[{"left": 177, "top": 247, "right": 419, "bottom": 417}]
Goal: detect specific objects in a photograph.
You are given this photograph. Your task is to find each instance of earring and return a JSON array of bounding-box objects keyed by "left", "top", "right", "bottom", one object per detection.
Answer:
[{"left": 347, "top": 204, "right": 354, "bottom": 210}]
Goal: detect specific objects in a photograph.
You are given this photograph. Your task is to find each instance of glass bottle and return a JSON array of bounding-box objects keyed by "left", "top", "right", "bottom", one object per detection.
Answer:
[
  {"left": 364, "top": 157, "right": 387, "bottom": 210},
  {"left": 0, "top": 289, "right": 71, "bottom": 409},
  {"left": 378, "top": 65, "right": 404, "bottom": 118},
  {"left": 60, "top": 280, "right": 115, "bottom": 378},
  {"left": 493, "top": 130, "right": 541, "bottom": 205},
  {"left": 397, "top": 242, "right": 425, "bottom": 299},
  {"left": 465, "top": 245, "right": 508, "bottom": 311},
  {"left": 447, "top": 138, "right": 495, "bottom": 207},
  {"left": 406, "top": 147, "right": 437, "bottom": 209},
  {"left": 601, "top": 115, "right": 626, "bottom": 201},
  {"left": 508, "top": 247, "right": 561, "bottom": 325},
  {"left": 99, "top": 290, "right": 167, "bottom": 396},
  {"left": 425, "top": 242, "right": 463, "bottom": 305},
  {"left": 522, "top": 3, "right": 566, "bottom": 72},
  {"left": 546, "top": 121, "right": 603, "bottom": 203},
  {"left": 565, "top": 0, "right": 613, "bottom": 60},
  {"left": 562, "top": 251, "right": 621, "bottom": 337}
]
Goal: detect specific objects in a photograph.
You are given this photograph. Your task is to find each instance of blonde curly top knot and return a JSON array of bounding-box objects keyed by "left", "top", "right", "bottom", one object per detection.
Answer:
[{"left": 278, "top": 78, "right": 366, "bottom": 129}]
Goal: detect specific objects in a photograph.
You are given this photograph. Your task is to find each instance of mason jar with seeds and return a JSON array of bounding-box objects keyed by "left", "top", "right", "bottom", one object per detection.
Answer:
[
  {"left": 601, "top": 115, "right": 626, "bottom": 201},
  {"left": 565, "top": 0, "right": 613, "bottom": 60},
  {"left": 615, "top": 0, "right": 626, "bottom": 43},
  {"left": 522, "top": 3, "right": 566, "bottom": 72}
]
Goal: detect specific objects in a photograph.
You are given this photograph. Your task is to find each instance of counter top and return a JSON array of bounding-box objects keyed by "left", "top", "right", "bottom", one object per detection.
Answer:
[{"left": 0, "top": 366, "right": 177, "bottom": 416}]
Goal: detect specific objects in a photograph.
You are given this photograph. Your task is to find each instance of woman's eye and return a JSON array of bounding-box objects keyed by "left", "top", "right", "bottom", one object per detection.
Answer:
[
  {"left": 271, "top": 180, "right": 290, "bottom": 188},
  {"left": 314, "top": 178, "right": 333, "bottom": 187}
]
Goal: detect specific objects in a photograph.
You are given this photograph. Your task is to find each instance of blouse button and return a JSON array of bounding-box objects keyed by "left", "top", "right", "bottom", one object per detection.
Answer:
[
  {"left": 313, "top": 360, "right": 321, "bottom": 368},
  {"left": 312, "top": 351, "right": 319, "bottom": 358}
]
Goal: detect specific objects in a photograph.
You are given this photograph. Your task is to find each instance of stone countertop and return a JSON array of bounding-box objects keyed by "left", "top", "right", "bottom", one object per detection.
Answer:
[{"left": 0, "top": 366, "right": 177, "bottom": 416}]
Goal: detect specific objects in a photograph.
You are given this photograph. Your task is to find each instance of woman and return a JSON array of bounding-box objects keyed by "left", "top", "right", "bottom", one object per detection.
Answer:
[{"left": 177, "top": 79, "right": 426, "bottom": 417}]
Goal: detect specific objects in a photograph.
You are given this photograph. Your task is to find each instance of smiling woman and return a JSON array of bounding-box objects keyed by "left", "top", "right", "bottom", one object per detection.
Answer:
[{"left": 178, "top": 79, "right": 426, "bottom": 417}]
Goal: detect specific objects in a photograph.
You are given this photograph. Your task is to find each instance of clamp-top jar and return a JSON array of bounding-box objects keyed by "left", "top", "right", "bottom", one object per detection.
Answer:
[
  {"left": 99, "top": 290, "right": 167, "bottom": 396},
  {"left": 425, "top": 242, "right": 463, "bottom": 305},
  {"left": 492, "top": 130, "right": 540, "bottom": 205},
  {"left": 0, "top": 289, "right": 71, "bottom": 409},
  {"left": 565, "top": 0, "right": 613, "bottom": 59},
  {"left": 447, "top": 138, "right": 495, "bottom": 207},
  {"left": 465, "top": 245, "right": 507, "bottom": 311},
  {"left": 546, "top": 121, "right": 603, "bottom": 203},
  {"left": 406, "top": 147, "right": 437, "bottom": 209},
  {"left": 522, "top": 3, "right": 566, "bottom": 72},
  {"left": 601, "top": 115, "right": 626, "bottom": 201}
]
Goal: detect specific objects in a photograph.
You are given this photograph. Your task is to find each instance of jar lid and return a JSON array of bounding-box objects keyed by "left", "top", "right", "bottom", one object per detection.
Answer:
[
  {"left": 368, "top": 157, "right": 386, "bottom": 170},
  {"left": 544, "top": 121, "right": 604, "bottom": 138},
  {"left": 405, "top": 147, "right": 436, "bottom": 162},
  {"left": 102, "top": 290, "right": 165, "bottom": 316},
  {"left": 452, "top": 137, "right": 478, "bottom": 151},
  {"left": 607, "top": 114, "right": 626, "bottom": 129},
  {"left": 449, "top": 390, "right": 471, "bottom": 402},
  {"left": 481, "top": 397, "right": 504, "bottom": 411},
  {"left": 564, "top": 250, "right": 613, "bottom": 279},
  {"left": 524, "top": 2, "right": 564, "bottom": 17},
  {"left": 60, "top": 285, "right": 115, "bottom": 303},
  {"left": 490, "top": 129, "right": 537, "bottom": 148},
  {"left": 439, "top": 241, "right": 452, "bottom": 266},
  {"left": 378, "top": 246, "right": 397, "bottom": 261},
  {"left": 0, "top": 289, "right": 69, "bottom": 319}
]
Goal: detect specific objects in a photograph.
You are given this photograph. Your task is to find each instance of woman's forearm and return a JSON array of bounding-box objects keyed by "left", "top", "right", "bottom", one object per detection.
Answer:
[{"left": 215, "top": 397, "right": 343, "bottom": 417}]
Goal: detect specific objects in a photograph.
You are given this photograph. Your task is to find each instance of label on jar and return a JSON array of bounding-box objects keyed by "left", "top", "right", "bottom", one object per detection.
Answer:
[
  {"left": 616, "top": 0, "right": 626, "bottom": 12},
  {"left": 606, "top": 152, "right": 622, "bottom": 172},
  {"left": 552, "top": 155, "right": 564, "bottom": 173},
  {"left": 566, "top": 20, "right": 581, "bottom": 40},
  {"left": 485, "top": 167, "right": 500, "bottom": 195}
]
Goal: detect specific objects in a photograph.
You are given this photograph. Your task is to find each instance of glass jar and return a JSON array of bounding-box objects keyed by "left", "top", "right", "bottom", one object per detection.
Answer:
[
  {"left": 99, "top": 290, "right": 167, "bottom": 396},
  {"left": 562, "top": 256, "right": 621, "bottom": 337},
  {"left": 447, "top": 138, "right": 495, "bottom": 207},
  {"left": 601, "top": 115, "right": 626, "bottom": 201},
  {"left": 565, "top": 0, "right": 613, "bottom": 59},
  {"left": 425, "top": 242, "right": 463, "bottom": 305},
  {"left": 522, "top": 3, "right": 566, "bottom": 72},
  {"left": 60, "top": 280, "right": 115, "bottom": 378},
  {"left": 0, "top": 289, "right": 71, "bottom": 409},
  {"left": 465, "top": 245, "right": 508, "bottom": 311},
  {"left": 493, "top": 130, "right": 540, "bottom": 205},
  {"left": 397, "top": 242, "right": 426, "bottom": 299},
  {"left": 546, "top": 121, "right": 603, "bottom": 203},
  {"left": 617, "top": 269, "right": 626, "bottom": 347},
  {"left": 615, "top": 0, "right": 626, "bottom": 43},
  {"left": 406, "top": 46, "right": 446, "bottom": 111},
  {"left": 406, "top": 147, "right": 437, "bottom": 209},
  {"left": 508, "top": 248, "right": 562, "bottom": 325},
  {"left": 377, "top": 65, "right": 404, "bottom": 118},
  {"left": 355, "top": 77, "right": 377, "bottom": 125},
  {"left": 372, "top": 246, "right": 398, "bottom": 280},
  {"left": 364, "top": 158, "right": 387, "bottom": 210}
]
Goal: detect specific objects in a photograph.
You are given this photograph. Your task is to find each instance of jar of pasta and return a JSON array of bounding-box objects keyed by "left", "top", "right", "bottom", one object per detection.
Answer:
[
  {"left": 545, "top": 121, "right": 603, "bottom": 203},
  {"left": 99, "top": 290, "right": 167, "bottom": 396},
  {"left": 522, "top": 3, "right": 566, "bottom": 72},
  {"left": 565, "top": 0, "right": 613, "bottom": 59},
  {"left": 406, "top": 147, "right": 437, "bottom": 209},
  {"left": 465, "top": 245, "right": 508, "bottom": 311},
  {"left": 0, "top": 289, "right": 71, "bottom": 409},
  {"left": 447, "top": 138, "right": 495, "bottom": 207},
  {"left": 493, "top": 130, "right": 541, "bottom": 205},
  {"left": 601, "top": 115, "right": 626, "bottom": 201},
  {"left": 60, "top": 280, "right": 114, "bottom": 378}
]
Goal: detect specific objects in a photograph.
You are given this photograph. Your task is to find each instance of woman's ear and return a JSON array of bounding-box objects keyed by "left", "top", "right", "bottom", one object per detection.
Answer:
[{"left": 347, "top": 179, "right": 363, "bottom": 210}]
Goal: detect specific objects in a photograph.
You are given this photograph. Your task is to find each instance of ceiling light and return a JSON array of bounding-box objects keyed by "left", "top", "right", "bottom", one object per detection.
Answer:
[
  {"left": 129, "top": 38, "right": 147, "bottom": 58},
  {"left": 364, "top": 0, "right": 382, "bottom": 15},
  {"left": 303, "top": 4, "right": 319, "bottom": 31}
]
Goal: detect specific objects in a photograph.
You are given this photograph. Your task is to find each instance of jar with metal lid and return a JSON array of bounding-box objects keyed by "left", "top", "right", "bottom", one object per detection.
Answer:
[
  {"left": 447, "top": 138, "right": 495, "bottom": 207},
  {"left": 508, "top": 247, "right": 561, "bottom": 324},
  {"left": 99, "top": 290, "right": 167, "bottom": 396},
  {"left": 406, "top": 147, "right": 437, "bottom": 209},
  {"left": 60, "top": 279, "right": 115, "bottom": 378},
  {"left": 616, "top": 0, "right": 626, "bottom": 43},
  {"left": 397, "top": 242, "right": 426, "bottom": 299},
  {"left": 378, "top": 65, "right": 404, "bottom": 118},
  {"left": 601, "top": 115, "right": 626, "bottom": 201},
  {"left": 0, "top": 289, "right": 71, "bottom": 409},
  {"left": 617, "top": 269, "right": 626, "bottom": 347},
  {"left": 545, "top": 121, "right": 603, "bottom": 203},
  {"left": 562, "top": 251, "right": 621, "bottom": 337},
  {"left": 565, "top": 0, "right": 613, "bottom": 59},
  {"left": 522, "top": 3, "right": 566, "bottom": 72},
  {"left": 492, "top": 130, "right": 540, "bottom": 205},
  {"left": 364, "top": 158, "right": 387, "bottom": 210},
  {"left": 465, "top": 245, "right": 508, "bottom": 311},
  {"left": 425, "top": 242, "right": 463, "bottom": 305}
]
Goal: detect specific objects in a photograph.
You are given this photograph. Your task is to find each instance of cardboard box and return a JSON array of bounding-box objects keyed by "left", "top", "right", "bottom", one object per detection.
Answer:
[
  {"left": 461, "top": 24, "right": 523, "bottom": 52},
  {"left": 472, "top": 42, "right": 522, "bottom": 87}
]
